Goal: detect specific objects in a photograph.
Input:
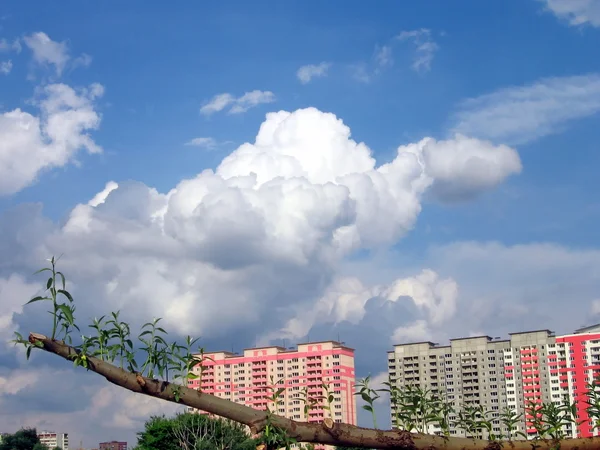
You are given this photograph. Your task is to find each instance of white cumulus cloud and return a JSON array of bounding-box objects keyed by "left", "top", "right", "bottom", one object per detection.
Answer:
[
  {"left": 0, "top": 82, "right": 104, "bottom": 196},
  {"left": 0, "top": 107, "right": 519, "bottom": 343},
  {"left": 537, "top": 0, "right": 600, "bottom": 27},
  {"left": 260, "top": 268, "right": 458, "bottom": 345},
  {"left": 451, "top": 73, "right": 600, "bottom": 145},
  {"left": 297, "top": 62, "right": 331, "bottom": 84},
  {"left": 0, "top": 275, "right": 40, "bottom": 345},
  {"left": 391, "top": 319, "right": 432, "bottom": 344},
  {"left": 415, "top": 134, "right": 522, "bottom": 202},
  {"left": 200, "top": 90, "right": 276, "bottom": 116}
]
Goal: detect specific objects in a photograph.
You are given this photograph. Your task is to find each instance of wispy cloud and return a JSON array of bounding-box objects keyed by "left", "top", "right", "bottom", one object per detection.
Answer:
[
  {"left": 350, "top": 29, "right": 439, "bottom": 83},
  {"left": 296, "top": 62, "right": 331, "bottom": 84},
  {"left": 184, "top": 137, "right": 218, "bottom": 149},
  {"left": 72, "top": 53, "right": 93, "bottom": 70},
  {"left": 22, "top": 32, "right": 92, "bottom": 77},
  {"left": 0, "top": 60, "right": 11, "bottom": 74},
  {"left": 537, "top": 0, "right": 600, "bottom": 27},
  {"left": 229, "top": 90, "right": 276, "bottom": 114},
  {"left": 374, "top": 45, "right": 393, "bottom": 69},
  {"left": 199, "top": 93, "right": 235, "bottom": 115},
  {"left": 450, "top": 73, "right": 600, "bottom": 145},
  {"left": 351, "top": 63, "right": 372, "bottom": 84},
  {"left": 200, "top": 90, "right": 276, "bottom": 116},
  {"left": 0, "top": 38, "right": 21, "bottom": 53},
  {"left": 396, "top": 28, "right": 439, "bottom": 73}
]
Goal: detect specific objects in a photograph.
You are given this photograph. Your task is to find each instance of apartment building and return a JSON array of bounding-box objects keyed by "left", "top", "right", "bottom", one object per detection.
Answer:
[
  {"left": 99, "top": 441, "right": 127, "bottom": 450},
  {"left": 37, "top": 432, "right": 69, "bottom": 450},
  {"left": 554, "top": 324, "right": 600, "bottom": 438},
  {"left": 187, "top": 340, "right": 357, "bottom": 447},
  {"left": 388, "top": 325, "right": 600, "bottom": 439}
]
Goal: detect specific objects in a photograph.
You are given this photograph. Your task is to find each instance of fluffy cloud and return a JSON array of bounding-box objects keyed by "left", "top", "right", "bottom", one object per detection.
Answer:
[
  {"left": 396, "top": 29, "right": 439, "bottom": 73},
  {"left": 0, "top": 107, "right": 521, "bottom": 444},
  {"left": 0, "top": 107, "right": 519, "bottom": 337},
  {"left": 260, "top": 268, "right": 458, "bottom": 345},
  {"left": 537, "top": 0, "right": 600, "bottom": 27},
  {"left": 200, "top": 90, "right": 276, "bottom": 116},
  {"left": 23, "top": 32, "right": 70, "bottom": 76},
  {"left": 0, "top": 82, "right": 104, "bottom": 196},
  {"left": 297, "top": 62, "right": 331, "bottom": 84},
  {"left": 415, "top": 134, "right": 522, "bottom": 202},
  {"left": 0, "top": 60, "right": 12, "bottom": 74},
  {"left": 450, "top": 73, "right": 600, "bottom": 145},
  {"left": 0, "top": 275, "right": 40, "bottom": 345},
  {"left": 21, "top": 32, "right": 93, "bottom": 77},
  {"left": 422, "top": 241, "right": 600, "bottom": 337}
]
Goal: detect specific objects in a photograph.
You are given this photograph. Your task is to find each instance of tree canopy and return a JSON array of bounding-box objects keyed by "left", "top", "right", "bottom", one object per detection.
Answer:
[
  {"left": 0, "top": 429, "right": 43, "bottom": 450},
  {"left": 135, "top": 413, "right": 256, "bottom": 450}
]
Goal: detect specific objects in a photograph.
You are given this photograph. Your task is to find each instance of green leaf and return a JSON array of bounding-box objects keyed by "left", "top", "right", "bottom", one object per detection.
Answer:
[
  {"left": 58, "top": 289, "right": 74, "bottom": 302},
  {"left": 33, "top": 267, "right": 52, "bottom": 275},
  {"left": 26, "top": 296, "right": 49, "bottom": 305},
  {"left": 56, "top": 271, "right": 66, "bottom": 290},
  {"left": 46, "top": 277, "right": 53, "bottom": 289},
  {"left": 56, "top": 304, "right": 74, "bottom": 324}
]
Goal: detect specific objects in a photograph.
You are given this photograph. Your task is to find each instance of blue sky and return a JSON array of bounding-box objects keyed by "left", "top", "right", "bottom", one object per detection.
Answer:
[{"left": 1, "top": 0, "right": 600, "bottom": 447}]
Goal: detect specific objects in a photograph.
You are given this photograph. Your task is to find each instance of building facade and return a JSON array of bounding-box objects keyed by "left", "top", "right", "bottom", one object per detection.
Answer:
[
  {"left": 187, "top": 341, "right": 357, "bottom": 446},
  {"left": 99, "top": 441, "right": 127, "bottom": 450},
  {"left": 388, "top": 325, "right": 600, "bottom": 439},
  {"left": 37, "top": 432, "right": 69, "bottom": 450}
]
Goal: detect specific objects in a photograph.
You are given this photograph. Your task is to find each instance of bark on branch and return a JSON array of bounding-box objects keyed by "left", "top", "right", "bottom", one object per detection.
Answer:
[{"left": 28, "top": 332, "right": 600, "bottom": 450}]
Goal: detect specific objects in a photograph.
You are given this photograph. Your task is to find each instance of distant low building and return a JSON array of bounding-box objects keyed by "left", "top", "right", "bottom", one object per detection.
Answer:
[
  {"left": 99, "top": 441, "right": 127, "bottom": 450},
  {"left": 37, "top": 432, "right": 69, "bottom": 450}
]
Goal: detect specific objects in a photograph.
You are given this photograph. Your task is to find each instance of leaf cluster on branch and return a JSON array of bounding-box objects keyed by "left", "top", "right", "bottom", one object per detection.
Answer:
[{"left": 11, "top": 257, "right": 600, "bottom": 450}]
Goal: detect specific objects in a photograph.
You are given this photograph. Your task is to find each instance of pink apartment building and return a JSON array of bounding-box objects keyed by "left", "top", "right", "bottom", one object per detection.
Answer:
[
  {"left": 552, "top": 325, "right": 600, "bottom": 438},
  {"left": 187, "top": 340, "right": 357, "bottom": 432}
]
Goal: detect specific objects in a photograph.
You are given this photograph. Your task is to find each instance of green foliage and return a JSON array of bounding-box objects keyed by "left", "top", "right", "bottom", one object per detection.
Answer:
[
  {"left": 11, "top": 258, "right": 213, "bottom": 395},
  {"left": 135, "top": 413, "right": 255, "bottom": 450},
  {"left": 0, "top": 428, "right": 43, "bottom": 450},
  {"left": 525, "top": 395, "right": 582, "bottom": 441},
  {"left": 355, "top": 375, "right": 380, "bottom": 429}
]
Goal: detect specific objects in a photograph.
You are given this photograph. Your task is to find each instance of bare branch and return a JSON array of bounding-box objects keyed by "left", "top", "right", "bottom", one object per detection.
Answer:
[{"left": 28, "top": 332, "right": 600, "bottom": 450}]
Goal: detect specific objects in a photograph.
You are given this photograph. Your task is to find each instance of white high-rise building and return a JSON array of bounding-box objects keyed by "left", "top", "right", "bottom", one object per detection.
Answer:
[{"left": 38, "top": 432, "right": 69, "bottom": 450}]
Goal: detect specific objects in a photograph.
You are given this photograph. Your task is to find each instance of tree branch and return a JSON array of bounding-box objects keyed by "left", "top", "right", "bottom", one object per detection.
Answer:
[{"left": 29, "top": 332, "right": 600, "bottom": 450}]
